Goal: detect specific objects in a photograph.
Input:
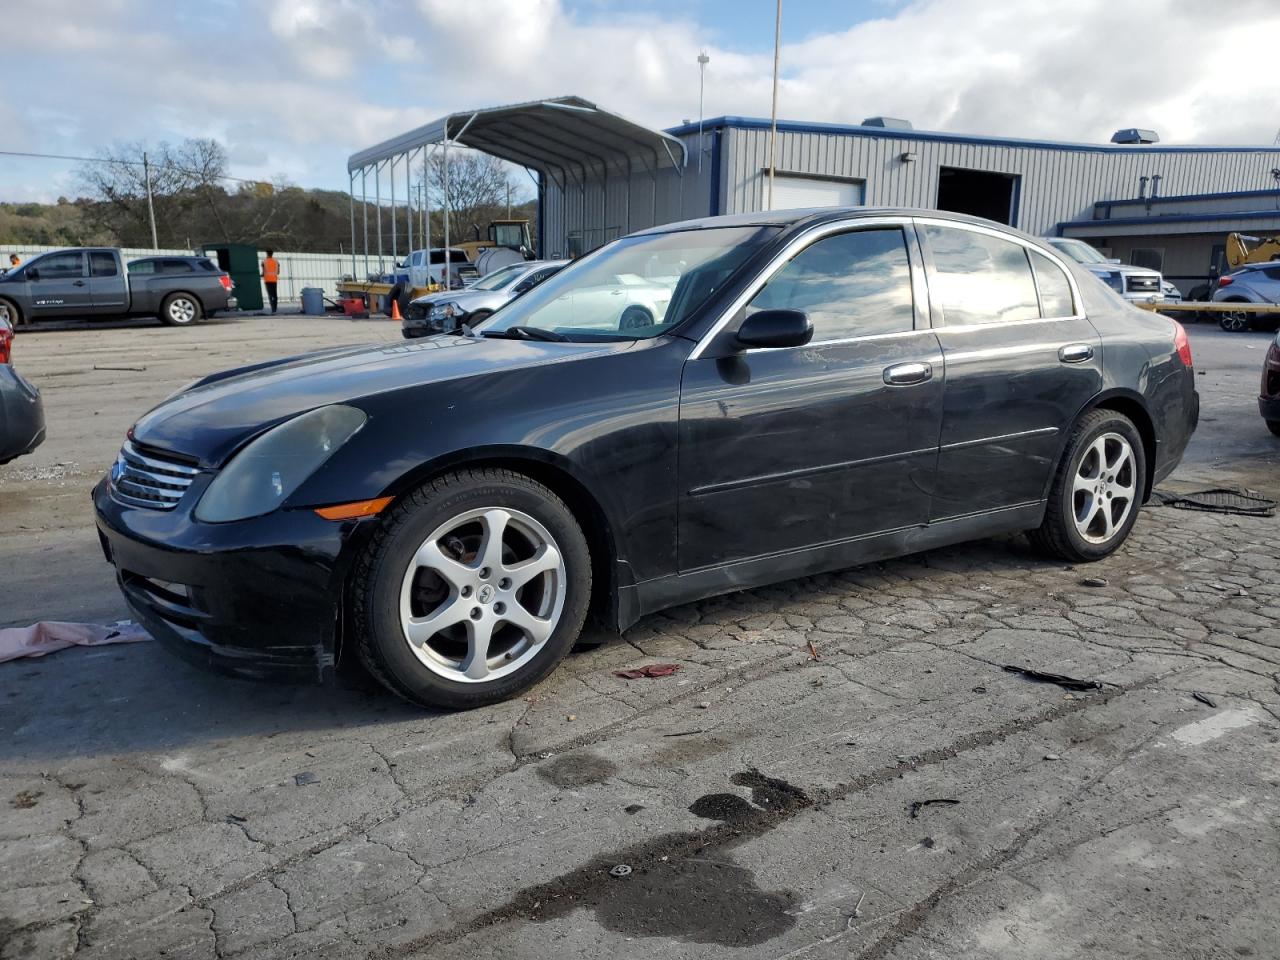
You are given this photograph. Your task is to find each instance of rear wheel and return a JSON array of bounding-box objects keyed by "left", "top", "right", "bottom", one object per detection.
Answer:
[
  {"left": 620, "top": 306, "right": 653, "bottom": 331},
  {"left": 1029, "top": 409, "right": 1146, "bottom": 562},
  {"left": 1219, "top": 309, "right": 1250, "bottom": 332},
  {"left": 0, "top": 299, "right": 22, "bottom": 328},
  {"left": 352, "top": 468, "right": 591, "bottom": 709},
  {"left": 160, "top": 292, "right": 201, "bottom": 326}
]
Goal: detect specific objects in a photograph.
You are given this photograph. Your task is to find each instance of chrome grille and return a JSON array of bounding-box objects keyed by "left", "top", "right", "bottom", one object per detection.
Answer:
[
  {"left": 111, "top": 440, "right": 199, "bottom": 510},
  {"left": 1126, "top": 275, "right": 1160, "bottom": 293}
]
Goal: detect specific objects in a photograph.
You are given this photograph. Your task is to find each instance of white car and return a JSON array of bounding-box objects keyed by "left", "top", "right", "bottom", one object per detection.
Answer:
[
  {"left": 1045, "top": 238, "right": 1166, "bottom": 304},
  {"left": 531, "top": 273, "right": 675, "bottom": 333}
]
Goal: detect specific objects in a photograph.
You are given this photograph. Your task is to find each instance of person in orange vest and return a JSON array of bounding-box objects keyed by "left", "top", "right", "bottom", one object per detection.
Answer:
[
  {"left": 8, "top": 254, "right": 20, "bottom": 269},
  {"left": 262, "top": 249, "right": 280, "bottom": 314}
]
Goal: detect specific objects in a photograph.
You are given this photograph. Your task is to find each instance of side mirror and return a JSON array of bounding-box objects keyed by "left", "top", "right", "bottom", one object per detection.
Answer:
[
  {"left": 735, "top": 309, "right": 813, "bottom": 349},
  {"left": 25, "top": 267, "right": 38, "bottom": 281}
]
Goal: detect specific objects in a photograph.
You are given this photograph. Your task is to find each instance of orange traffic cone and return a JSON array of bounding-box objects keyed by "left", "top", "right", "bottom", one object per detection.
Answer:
[{"left": 389, "top": 297, "right": 402, "bottom": 321}]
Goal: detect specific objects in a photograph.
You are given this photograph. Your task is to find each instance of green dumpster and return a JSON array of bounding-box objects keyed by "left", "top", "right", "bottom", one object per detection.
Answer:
[{"left": 201, "top": 242, "right": 263, "bottom": 311}]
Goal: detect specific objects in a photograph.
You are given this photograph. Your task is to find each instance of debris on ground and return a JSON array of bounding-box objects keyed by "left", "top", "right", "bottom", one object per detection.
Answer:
[
  {"left": 1080, "top": 576, "right": 1108, "bottom": 588},
  {"left": 614, "top": 664, "right": 682, "bottom": 680},
  {"left": 0, "top": 620, "right": 151, "bottom": 663},
  {"left": 662, "top": 729, "right": 703, "bottom": 738},
  {"left": 225, "top": 813, "right": 247, "bottom": 824},
  {"left": 609, "top": 864, "right": 633, "bottom": 878},
  {"left": 807, "top": 640, "right": 821, "bottom": 661},
  {"left": 697, "top": 701, "right": 712, "bottom": 710},
  {"left": 1044, "top": 753, "right": 1063, "bottom": 761},
  {"left": 11, "top": 790, "right": 42, "bottom": 809},
  {"left": 93, "top": 364, "right": 147, "bottom": 372},
  {"left": 1002, "top": 665, "right": 1103, "bottom": 692},
  {"left": 1150, "top": 488, "right": 1277, "bottom": 517},
  {"left": 294, "top": 772, "right": 319, "bottom": 786},
  {"left": 624, "top": 804, "right": 645, "bottom": 814},
  {"left": 919, "top": 837, "right": 937, "bottom": 850},
  {"left": 566, "top": 714, "right": 577, "bottom": 722},
  {"left": 908, "top": 798, "right": 960, "bottom": 819},
  {"left": 1193, "top": 691, "right": 1218, "bottom": 708},
  {"left": 972, "top": 685, "right": 987, "bottom": 694}
]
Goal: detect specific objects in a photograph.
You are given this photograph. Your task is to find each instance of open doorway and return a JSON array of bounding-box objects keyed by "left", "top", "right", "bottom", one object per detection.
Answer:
[{"left": 935, "top": 167, "right": 1019, "bottom": 226}]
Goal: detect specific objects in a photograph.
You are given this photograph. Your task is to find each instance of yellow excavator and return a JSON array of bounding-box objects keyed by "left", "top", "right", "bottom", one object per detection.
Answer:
[
  {"left": 455, "top": 220, "right": 535, "bottom": 275},
  {"left": 1225, "top": 232, "right": 1280, "bottom": 269}
]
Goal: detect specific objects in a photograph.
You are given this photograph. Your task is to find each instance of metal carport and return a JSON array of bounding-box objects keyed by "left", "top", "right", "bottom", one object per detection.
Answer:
[{"left": 345, "top": 96, "right": 687, "bottom": 278}]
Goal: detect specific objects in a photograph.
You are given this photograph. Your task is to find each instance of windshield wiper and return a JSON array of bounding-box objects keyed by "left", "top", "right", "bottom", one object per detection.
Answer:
[{"left": 482, "top": 326, "right": 568, "bottom": 342}]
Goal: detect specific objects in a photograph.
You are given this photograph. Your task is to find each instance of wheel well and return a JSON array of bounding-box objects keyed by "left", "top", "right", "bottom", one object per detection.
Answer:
[
  {"left": 1091, "top": 396, "right": 1157, "bottom": 500},
  {"left": 398, "top": 455, "right": 617, "bottom": 627}
]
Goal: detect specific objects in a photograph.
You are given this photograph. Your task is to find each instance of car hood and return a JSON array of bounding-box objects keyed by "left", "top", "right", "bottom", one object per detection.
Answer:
[
  {"left": 1078, "top": 262, "right": 1160, "bottom": 278},
  {"left": 131, "top": 335, "right": 626, "bottom": 467},
  {"left": 409, "top": 288, "right": 507, "bottom": 309}
]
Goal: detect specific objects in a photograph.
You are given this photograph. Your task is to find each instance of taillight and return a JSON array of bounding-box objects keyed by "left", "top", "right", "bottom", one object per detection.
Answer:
[
  {"left": 1173, "top": 320, "right": 1192, "bottom": 367},
  {"left": 219, "top": 274, "right": 233, "bottom": 290},
  {"left": 1217, "top": 275, "right": 1233, "bottom": 287},
  {"left": 0, "top": 326, "right": 11, "bottom": 365}
]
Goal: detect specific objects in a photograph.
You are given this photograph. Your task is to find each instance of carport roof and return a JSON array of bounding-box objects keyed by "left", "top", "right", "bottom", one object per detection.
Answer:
[{"left": 346, "top": 96, "right": 687, "bottom": 177}]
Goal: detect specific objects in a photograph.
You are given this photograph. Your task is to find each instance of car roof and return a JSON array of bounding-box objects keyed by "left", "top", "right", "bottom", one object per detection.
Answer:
[{"left": 632, "top": 206, "right": 1051, "bottom": 245}]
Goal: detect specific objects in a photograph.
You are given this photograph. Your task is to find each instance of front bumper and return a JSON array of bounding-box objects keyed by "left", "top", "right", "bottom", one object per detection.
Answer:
[
  {"left": 1260, "top": 394, "right": 1280, "bottom": 424},
  {"left": 93, "top": 478, "right": 370, "bottom": 684}
]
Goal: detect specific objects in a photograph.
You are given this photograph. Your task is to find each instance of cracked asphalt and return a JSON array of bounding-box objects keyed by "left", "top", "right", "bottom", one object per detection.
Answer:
[{"left": 2, "top": 316, "right": 1279, "bottom": 959}]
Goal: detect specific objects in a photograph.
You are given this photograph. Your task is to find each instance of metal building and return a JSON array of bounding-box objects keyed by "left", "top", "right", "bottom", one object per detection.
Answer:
[{"left": 350, "top": 97, "right": 1280, "bottom": 293}]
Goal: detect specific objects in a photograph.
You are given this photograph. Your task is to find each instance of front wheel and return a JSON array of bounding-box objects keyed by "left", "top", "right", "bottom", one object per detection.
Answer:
[
  {"left": 352, "top": 468, "right": 592, "bottom": 709},
  {"left": 160, "top": 292, "right": 202, "bottom": 326},
  {"left": 1029, "top": 409, "right": 1146, "bottom": 562}
]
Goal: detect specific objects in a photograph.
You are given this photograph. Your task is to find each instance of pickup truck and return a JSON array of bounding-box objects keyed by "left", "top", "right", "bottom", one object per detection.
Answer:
[{"left": 0, "top": 248, "right": 236, "bottom": 327}]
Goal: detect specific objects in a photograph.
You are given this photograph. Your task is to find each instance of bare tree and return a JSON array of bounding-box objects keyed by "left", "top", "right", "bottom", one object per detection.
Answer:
[
  {"left": 424, "top": 151, "right": 523, "bottom": 243},
  {"left": 76, "top": 139, "right": 229, "bottom": 246}
]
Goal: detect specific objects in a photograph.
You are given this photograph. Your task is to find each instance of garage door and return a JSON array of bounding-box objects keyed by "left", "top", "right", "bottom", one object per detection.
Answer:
[{"left": 769, "top": 176, "right": 864, "bottom": 211}]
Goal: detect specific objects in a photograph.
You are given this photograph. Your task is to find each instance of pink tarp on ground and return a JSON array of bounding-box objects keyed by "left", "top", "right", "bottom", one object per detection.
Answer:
[{"left": 0, "top": 620, "right": 151, "bottom": 663}]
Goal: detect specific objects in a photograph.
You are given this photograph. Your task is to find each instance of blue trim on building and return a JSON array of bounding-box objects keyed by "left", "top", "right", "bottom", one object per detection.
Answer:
[
  {"left": 1056, "top": 208, "right": 1280, "bottom": 235},
  {"left": 1095, "top": 187, "right": 1280, "bottom": 214},
  {"left": 663, "top": 116, "right": 1280, "bottom": 156},
  {"left": 709, "top": 129, "right": 722, "bottom": 216}
]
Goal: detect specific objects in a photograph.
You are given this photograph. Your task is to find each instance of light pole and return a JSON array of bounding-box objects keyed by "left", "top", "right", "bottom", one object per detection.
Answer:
[
  {"left": 697, "top": 51, "right": 710, "bottom": 173},
  {"left": 768, "top": 0, "right": 781, "bottom": 210}
]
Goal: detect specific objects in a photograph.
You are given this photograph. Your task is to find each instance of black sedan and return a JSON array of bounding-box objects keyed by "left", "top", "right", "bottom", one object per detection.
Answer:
[
  {"left": 0, "top": 314, "right": 44, "bottom": 464},
  {"left": 94, "top": 209, "right": 1199, "bottom": 709}
]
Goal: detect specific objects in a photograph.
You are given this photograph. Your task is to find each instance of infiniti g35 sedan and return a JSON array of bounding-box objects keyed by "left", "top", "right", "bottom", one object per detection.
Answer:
[{"left": 94, "top": 209, "right": 1199, "bottom": 709}]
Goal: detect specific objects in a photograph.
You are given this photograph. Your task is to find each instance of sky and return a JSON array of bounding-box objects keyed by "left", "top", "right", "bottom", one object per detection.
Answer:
[{"left": 3, "top": 0, "right": 1279, "bottom": 203}]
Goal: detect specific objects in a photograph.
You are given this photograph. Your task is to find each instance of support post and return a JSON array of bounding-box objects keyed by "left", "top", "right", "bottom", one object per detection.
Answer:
[
  {"left": 348, "top": 172, "right": 357, "bottom": 280},
  {"left": 389, "top": 155, "right": 397, "bottom": 267},
  {"left": 375, "top": 162, "right": 383, "bottom": 272},
  {"left": 768, "top": 0, "right": 781, "bottom": 210},
  {"left": 443, "top": 136, "right": 450, "bottom": 288},
  {"left": 143, "top": 151, "right": 159, "bottom": 248},
  {"left": 361, "top": 168, "right": 369, "bottom": 279}
]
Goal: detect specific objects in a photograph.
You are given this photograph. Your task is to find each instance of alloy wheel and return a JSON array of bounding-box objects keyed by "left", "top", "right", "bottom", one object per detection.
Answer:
[
  {"left": 169, "top": 297, "right": 197, "bottom": 324},
  {"left": 1072, "top": 432, "right": 1137, "bottom": 544},
  {"left": 1220, "top": 311, "right": 1248, "bottom": 332},
  {"left": 398, "top": 507, "right": 566, "bottom": 683}
]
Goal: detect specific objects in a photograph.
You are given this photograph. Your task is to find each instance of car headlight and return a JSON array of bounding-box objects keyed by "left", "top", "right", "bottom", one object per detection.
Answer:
[
  {"left": 429, "top": 302, "right": 461, "bottom": 320},
  {"left": 195, "top": 405, "right": 367, "bottom": 523}
]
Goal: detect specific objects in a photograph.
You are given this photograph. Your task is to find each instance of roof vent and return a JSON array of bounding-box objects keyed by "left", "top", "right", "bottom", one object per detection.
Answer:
[
  {"left": 1112, "top": 128, "right": 1160, "bottom": 144},
  {"left": 862, "top": 116, "right": 913, "bottom": 130}
]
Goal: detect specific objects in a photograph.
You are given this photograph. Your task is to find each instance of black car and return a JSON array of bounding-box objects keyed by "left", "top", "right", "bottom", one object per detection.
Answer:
[
  {"left": 94, "top": 209, "right": 1199, "bottom": 709},
  {"left": 1260, "top": 330, "right": 1280, "bottom": 436},
  {"left": 0, "top": 314, "right": 45, "bottom": 463}
]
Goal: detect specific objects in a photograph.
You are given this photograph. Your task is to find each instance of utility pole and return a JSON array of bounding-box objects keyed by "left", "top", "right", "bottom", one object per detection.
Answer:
[
  {"left": 697, "top": 51, "right": 710, "bottom": 173},
  {"left": 142, "top": 151, "right": 159, "bottom": 248},
  {"left": 506, "top": 182, "right": 512, "bottom": 219},
  {"left": 767, "top": 0, "right": 781, "bottom": 210}
]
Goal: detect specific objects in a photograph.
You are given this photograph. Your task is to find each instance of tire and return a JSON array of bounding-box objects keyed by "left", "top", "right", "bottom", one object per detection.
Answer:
[
  {"left": 1219, "top": 308, "right": 1250, "bottom": 332},
  {"left": 1029, "top": 409, "right": 1146, "bottom": 563},
  {"left": 160, "top": 292, "right": 202, "bottom": 326},
  {"left": 1267, "top": 420, "right": 1280, "bottom": 438},
  {"left": 0, "top": 298, "right": 23, "bottom": 328},
  {"left": 352, "top": 468, "right": 592, "bottom": 709}
]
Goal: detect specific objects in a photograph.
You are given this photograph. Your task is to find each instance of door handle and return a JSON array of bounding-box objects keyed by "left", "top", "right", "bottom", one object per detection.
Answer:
[
  {"left": 1059, "top": 343, "right": 1093, "bottom": 363},
  {"left": 883, "top": 361, "right": 932, "bottom": 386},
  {"left": 73, "top": 280, "right": 86, "bottom": 287}
]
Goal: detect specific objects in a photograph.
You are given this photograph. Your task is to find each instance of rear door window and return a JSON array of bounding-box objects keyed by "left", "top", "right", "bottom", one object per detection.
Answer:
[
  {"left": 924, "top": 225, "right": 1040, "bottom": 326},
  {"left": 747, "top": 227, "right": 915, "bottom": 340},
  {"left": 90, "top": 252, "right": 119, "bottom": 277},
  {"left": 1029, "top": 250, "right": 1075, "bottom": 318}
]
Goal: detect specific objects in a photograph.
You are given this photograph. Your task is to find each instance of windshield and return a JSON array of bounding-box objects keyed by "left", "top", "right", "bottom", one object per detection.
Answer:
[
  {"left": 1049, "top": 238, "right": 1109, "bottom": 265},
  {"left": 479, "top": 225, "right": 780, "bottom": 340},
  {"left": 470, "top": 264, "right": 526, "bottom": 291}
]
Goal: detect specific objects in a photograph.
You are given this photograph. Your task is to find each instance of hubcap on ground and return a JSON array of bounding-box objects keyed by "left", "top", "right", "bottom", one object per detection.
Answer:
[
  {"left": 1072, "top": 432, "right": 1136, "bottom": 544},
  {"left": 399, "top": 507, "right": 566, "bottom": 683}
]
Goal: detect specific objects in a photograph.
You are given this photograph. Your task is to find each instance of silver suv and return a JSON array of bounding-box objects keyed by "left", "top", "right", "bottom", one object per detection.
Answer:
[
  {"left": 1045, "top": 238, "right": 1166, "bottom": 304},
  {"left": 1211, "top": 261, "right": 1280, "bottom": 332},
  {"left": 403, "top": 260, "right": 568, "bottom": 338}
]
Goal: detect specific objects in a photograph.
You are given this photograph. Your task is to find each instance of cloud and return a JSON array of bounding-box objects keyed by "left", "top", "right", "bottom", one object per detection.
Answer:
[{"left": 2, "top": 0, "right": 1278, "bottom": 203}]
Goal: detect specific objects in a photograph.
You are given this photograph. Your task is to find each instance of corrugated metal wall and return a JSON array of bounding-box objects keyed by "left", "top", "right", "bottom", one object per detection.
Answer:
[
  {"left": 723, "top": 127, "right": 1280, "bottom": 235},
  {"left": 535, "top": 123, "right": 1280, "bottom": 253}
]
